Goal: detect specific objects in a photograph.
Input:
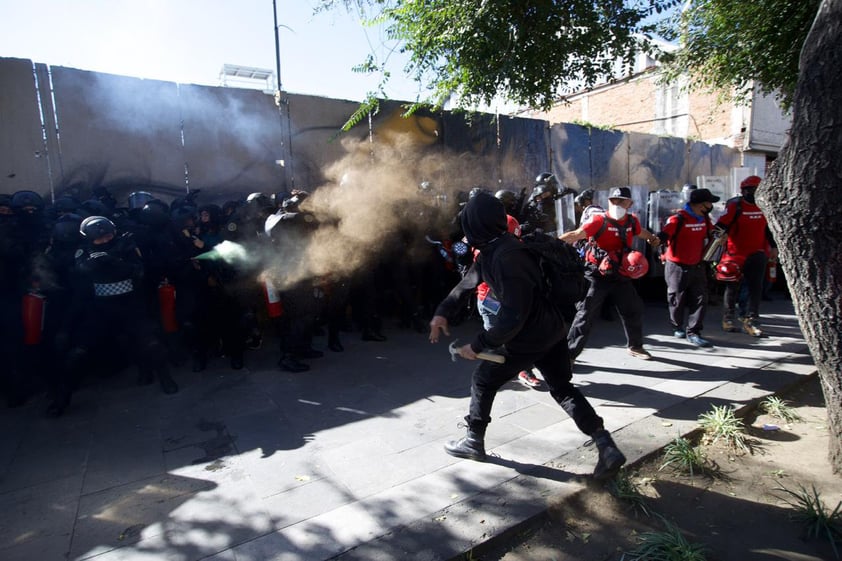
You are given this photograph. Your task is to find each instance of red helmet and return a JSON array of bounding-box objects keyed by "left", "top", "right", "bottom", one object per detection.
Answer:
[
  {"left": 715, "top": 260, "right": 742, "bottom": 282},
  {"left": 619, "top": 250, "right": 649, "bottom": 279},
  {"left": 740, "top": 175, "right": 762, "bottom": 189}
]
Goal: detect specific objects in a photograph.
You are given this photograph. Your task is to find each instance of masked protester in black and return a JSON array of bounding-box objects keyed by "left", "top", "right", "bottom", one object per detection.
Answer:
[{"left": 429, "top": 192, "right": 626, "bottom": 480}]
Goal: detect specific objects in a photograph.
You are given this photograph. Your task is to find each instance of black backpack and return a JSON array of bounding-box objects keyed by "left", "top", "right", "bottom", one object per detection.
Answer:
[{"left": 521, "top": 231, "right": 587, "bottom": 309}]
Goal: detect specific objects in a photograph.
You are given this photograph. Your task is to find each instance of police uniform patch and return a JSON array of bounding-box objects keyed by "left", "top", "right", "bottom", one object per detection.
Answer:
[
  {"left": 74, "top": 249, "right": 84, "bottom": 258},
  {"left": 227, "top": 222, "right": 238, "bottom": 232}
]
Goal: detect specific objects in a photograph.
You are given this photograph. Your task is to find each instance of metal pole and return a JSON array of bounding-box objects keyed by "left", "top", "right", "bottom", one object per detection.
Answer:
[
  {"left": 272, "top": 0, "right": 294, "bottom": 188},
  {"left": 272, "top": 0, "right": 282, "bottom": 91}
]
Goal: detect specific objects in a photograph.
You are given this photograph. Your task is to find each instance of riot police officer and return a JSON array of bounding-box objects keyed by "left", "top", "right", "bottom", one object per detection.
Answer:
[{"left": 47, "top": 216, "right": 178, "bottom": 417}]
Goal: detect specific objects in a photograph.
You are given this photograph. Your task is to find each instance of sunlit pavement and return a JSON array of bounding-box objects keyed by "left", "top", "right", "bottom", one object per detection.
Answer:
[{"left": 0, "top": 296, "right": 813, "bottom": 561}]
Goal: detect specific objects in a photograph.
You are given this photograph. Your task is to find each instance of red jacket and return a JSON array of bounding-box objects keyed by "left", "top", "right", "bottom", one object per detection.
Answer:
[
  {"left": 662, "top": 210, "right": 712, "bottom": 265},
  {"left": 582, "top": 213, "right": 641, "bottom": 265},
  {"left": 716, "top": 198, "right": 768, "bottom": 259}
]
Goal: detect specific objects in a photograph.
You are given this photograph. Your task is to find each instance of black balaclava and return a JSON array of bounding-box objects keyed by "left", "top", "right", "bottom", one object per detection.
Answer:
[{"left": 461, "top": 191, "right": 507, "bottom": 248}]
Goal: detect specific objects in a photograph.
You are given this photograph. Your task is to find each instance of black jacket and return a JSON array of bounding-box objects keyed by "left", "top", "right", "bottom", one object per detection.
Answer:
[{"left": 436, "top": 192, "right": 565, "bottom": 354}]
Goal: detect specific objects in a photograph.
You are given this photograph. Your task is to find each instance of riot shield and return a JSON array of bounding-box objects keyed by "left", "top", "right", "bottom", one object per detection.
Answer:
[
  {"left": 697, "top": 175, "right": 729, "bottom": 222},
  {"left": 553, "top": 192, "right": 577, "bottom": 234},
  {"left": 648, "top": 190, "right": 684, "bottom": 232}
]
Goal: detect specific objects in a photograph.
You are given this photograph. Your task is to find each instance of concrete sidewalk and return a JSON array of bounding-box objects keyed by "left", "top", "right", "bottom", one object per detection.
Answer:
[{"left": 0, "top": 296, "right": 814, "bottom": 561}]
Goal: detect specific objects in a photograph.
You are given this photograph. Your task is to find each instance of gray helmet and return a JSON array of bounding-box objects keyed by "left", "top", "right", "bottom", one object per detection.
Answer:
[
  {"left": 534, "top": 172, "right": 559, "bottom": 191},
  {"left": 575, "top": 189, "right": 596, "bottom": 206},
  {"left": 127, "top": 191, "right": 154, "bottom": 210},
  {"left": 79, "top": 215, "right": 116, "bottom": 239},
  {"left": 494, "top": 189, "right": 517, "bottom": 214}
]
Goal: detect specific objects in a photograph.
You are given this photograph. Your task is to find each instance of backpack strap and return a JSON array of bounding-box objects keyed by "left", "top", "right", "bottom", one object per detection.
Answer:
[
  {"left": 721, "top": 199, "right": 743, "bottom": 234},
  {"left": 670, "top": 212, "right": 686, "bottom": 246}
]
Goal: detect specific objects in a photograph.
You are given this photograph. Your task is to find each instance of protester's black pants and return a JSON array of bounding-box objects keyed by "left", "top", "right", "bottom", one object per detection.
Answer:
[{"left": 466, "top": 338, "right": 604, "bottom": 437}]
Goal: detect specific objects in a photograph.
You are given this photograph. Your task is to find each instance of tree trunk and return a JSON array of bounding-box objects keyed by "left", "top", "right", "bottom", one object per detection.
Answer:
[{"left": 762, "top": 0, "right": 842, "bottom": 474}]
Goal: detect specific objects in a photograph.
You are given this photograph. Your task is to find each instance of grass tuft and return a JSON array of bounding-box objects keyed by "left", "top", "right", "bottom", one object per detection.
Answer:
[
  {"left": 624, "top": 517, "right": 709, "bottom": 560},
  {"left": 659, "top": 436, "right": 709, "bottom": 476},
  {"left": 698, "top": 405, "right": 750, "bottom": 452},
  {"left": 608, "top": 469, "right": 652, "bottom": 517},
  {"left": 759, "top": 396, "right": 802, "bottom": 423},
  {"left": 776, "top": 484, "right": 842, "bottom": 558}
]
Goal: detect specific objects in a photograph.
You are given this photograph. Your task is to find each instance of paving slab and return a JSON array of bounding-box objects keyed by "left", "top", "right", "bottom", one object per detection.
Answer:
[{"left": 0, "top": 296, "right": 815, "bottom": 561}]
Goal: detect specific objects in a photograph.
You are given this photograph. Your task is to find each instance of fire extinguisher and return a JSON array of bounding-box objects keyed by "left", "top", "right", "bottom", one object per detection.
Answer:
[
  {"left": 21, "top": 290, "right": 46, "bottom": 345},
  {"left": 158, "top": 279, "right": 178, "bottom": 333},
  {"left": 263, "top": 278, "right": 283, "bottom": 318}
]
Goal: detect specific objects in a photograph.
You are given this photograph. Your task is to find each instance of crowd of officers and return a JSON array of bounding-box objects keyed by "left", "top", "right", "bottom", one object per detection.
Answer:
[
  {"left": 0, "top": 185, "right": 467, "bottom": 417},
  {"left": 0, "top": 172, "right": 777, "bottom": 417}
]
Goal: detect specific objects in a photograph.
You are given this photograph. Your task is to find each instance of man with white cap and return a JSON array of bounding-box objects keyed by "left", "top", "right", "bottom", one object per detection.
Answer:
[{"left": 559, "top": 187, "right": 661, "bottom": 361}]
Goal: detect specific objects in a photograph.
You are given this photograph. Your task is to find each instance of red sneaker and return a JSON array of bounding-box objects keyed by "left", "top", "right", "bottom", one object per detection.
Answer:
[{"left": 518, "top": 370, "right": 541, "bottom": 388}]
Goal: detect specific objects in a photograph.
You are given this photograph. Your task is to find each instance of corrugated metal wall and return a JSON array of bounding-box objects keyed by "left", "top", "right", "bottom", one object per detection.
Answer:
[{"left": 0, "top": 57, "right": 740, "bottom": 206}]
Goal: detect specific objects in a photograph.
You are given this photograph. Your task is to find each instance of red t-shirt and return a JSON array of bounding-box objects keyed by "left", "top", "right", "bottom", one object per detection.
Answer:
[
  {"left": 717, "top": 199, "right": 768, "bottom": 257},
  {"left": 662, "top": 210, "right": 711, "bottom": 265},
  {"left": 582, "top": 213, "right": 641, "bottom": 264}
]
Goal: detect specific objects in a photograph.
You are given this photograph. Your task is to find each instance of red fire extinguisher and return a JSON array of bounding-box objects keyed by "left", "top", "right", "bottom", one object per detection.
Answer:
[
  {"left": 263, "top": 278, "right": 283, "bottom": 318},
  {"left": 158, "top": 279, "right": 178, "bottom": 333},
  {"left": 21, "top": 291, "right": 46, "bottom": 345}
]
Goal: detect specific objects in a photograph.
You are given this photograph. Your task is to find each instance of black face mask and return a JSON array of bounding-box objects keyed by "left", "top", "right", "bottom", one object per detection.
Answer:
[
  {"left": 742, "top": 188, "right": 757, "bottom": 204},
  {"left": 700, "top": 206, "right": 713, "bottom": 215}
]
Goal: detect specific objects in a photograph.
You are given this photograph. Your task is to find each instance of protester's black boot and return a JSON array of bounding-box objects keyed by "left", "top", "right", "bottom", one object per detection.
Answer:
[
  {"left": 444, "top": 428, "right": 487, "bottom": 461},
  {"left": 592, "top": 429, "right": 626, "bottom": 480}
]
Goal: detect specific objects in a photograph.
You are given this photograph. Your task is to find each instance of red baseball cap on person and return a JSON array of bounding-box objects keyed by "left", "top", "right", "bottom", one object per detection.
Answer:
[{"left": 740, "top": 175, "right": 762, "bottom": 189}]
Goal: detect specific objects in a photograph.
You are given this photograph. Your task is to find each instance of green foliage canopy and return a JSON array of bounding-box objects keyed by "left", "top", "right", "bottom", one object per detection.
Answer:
[
  {"left": 317, "top": 1, "right": 681, "bottom": 127},
  {"left": 658, "top": 0, "right": 820, "bottom": 108}
]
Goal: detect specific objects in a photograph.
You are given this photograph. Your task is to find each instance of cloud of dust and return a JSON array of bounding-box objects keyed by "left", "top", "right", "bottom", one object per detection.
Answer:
[{"left": 260, "top": 132, "right": 499, "bottom": 290}]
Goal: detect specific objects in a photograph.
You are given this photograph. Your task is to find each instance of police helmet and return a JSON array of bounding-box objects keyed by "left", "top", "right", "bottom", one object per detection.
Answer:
[
  {"left": 574, "top": 189, "right": 596, "bottom": 206},
  {"left": 139, "top": 199, "right": 171, "bottom": 227},
  {"left": 80, "top": 215, "right": 116, "bottom": 239},
  {"left": 53, "top": 195, "right": 79, "bottom": 214},
  {"left": 11, "top": 190, "right": 45, "bottom": 211},
  {"left": 246, "top": 192, "right": 272, "bottom": 207},
  {"left": 469, "top": 186, "right": 491, "bottom": 199},
  {"left": 79, "top": 198, "right": 110, "bottom": 218},
  {"left": 534, "top": 172, "right": 559, "bottom": 191},
  {"left": 52, "top": 214, "right": 83, "bottom": 245},
  {"left": 127, "top": 191, "right": 154, "bottom": 210},
  {"left": 494, "top": 189, "right": 517, "bottom": 213}
]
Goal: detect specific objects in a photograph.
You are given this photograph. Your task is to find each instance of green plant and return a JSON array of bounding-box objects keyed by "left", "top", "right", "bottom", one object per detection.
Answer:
[
  {"left": 625, "top": 517, "right": 709, "bottom": 560},
  {"left": 659, "top": 437, "right": 708, "bottom": 476},
  {"left": 609, "top": 469, "right": 652, "bottom": 517},
  {"left": 759, "top": 396, "right": 802, "bottom": 423},
  {"left": 776, "top": 484, "right": 842, "bottom": 558},
  {"left": 698, "top": 405, "right": 750, "bottom": 452}
]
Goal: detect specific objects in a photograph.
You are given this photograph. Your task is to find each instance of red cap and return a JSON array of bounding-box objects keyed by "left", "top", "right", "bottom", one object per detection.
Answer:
[{"left": 740, "top": 175, "right": 762, "bottom": 189}]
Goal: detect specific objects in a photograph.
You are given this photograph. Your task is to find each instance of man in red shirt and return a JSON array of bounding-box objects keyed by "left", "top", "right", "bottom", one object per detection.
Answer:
[
  {"left": 715, "top": 175, "right": 777, "bottom": 337},
  {"left": 658, "top": 188, "right": 719, "bottom": 347},
  {"left": 559, "top": 187, "right": 661, "bottom": 361}
]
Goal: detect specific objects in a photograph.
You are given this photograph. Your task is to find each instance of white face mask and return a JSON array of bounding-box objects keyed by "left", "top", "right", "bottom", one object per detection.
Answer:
[{"left": 607, "top": 202, "right": 627, "bottom": 220}]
